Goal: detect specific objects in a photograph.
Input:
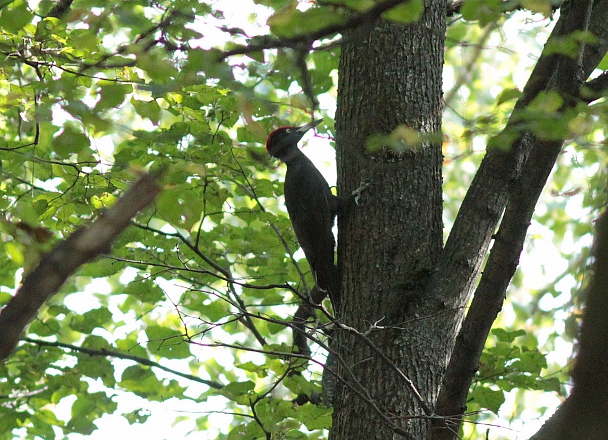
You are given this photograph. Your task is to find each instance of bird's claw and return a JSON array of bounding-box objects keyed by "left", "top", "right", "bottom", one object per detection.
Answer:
[{"left": 352, "top": 179, "right": 372, "bottom": 205}]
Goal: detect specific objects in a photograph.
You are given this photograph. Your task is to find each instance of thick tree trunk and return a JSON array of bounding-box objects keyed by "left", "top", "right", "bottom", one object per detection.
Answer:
[{"left": 331, "top": 2, "right": 447, "bottom": 439}]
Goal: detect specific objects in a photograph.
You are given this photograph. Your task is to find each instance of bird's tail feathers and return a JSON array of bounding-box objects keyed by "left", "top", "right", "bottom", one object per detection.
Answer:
[{"left": 312, "top": 264, "right": 340, "bottom": 312}]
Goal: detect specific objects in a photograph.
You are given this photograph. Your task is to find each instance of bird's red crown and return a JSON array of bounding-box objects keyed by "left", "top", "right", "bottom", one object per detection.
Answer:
[{"left": 265, "top": 126, "right": 297, "bottom": 151}]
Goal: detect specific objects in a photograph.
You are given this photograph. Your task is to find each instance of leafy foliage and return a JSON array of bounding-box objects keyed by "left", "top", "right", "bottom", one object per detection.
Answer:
[{"left": 0, "top": 0, "right": 606, "bottom": 439}]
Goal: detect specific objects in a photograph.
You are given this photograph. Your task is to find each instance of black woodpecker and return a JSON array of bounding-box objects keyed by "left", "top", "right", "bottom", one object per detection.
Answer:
[{"left": 266, "top": 119, "right": 340, "bottom": 307}]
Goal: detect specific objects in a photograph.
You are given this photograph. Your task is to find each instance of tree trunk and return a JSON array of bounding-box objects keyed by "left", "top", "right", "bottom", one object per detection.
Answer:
[{"left": 332, "top": 2, "right": 447, "bottom": 438}]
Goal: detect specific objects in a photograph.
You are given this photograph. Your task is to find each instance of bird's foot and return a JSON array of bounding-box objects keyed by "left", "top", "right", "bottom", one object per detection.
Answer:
[{"left": 351, "top": 179, "right": 372, "bottom": 205}]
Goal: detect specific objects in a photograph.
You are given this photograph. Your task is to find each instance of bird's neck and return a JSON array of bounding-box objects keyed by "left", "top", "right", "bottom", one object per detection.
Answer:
[{"left": 281, "top": 145, "right": 308, "bottom": 166}]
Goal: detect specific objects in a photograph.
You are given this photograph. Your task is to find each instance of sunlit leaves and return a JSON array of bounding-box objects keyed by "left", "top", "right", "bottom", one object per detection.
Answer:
[
  {"left": 130, "top": 97, "right": 161, "bottom": 124},
  {"left": 29, "top": 318, "right": 61, "bottom": 336},
  {"left": 51, "top": 124, "right": 91, "bottom": 156},
  {"left": 383, "top": 0, "right": 424, "bottom": 24},
  {"left": 70, "top": 308, "right": 113, "bottom": 333},
  {"left": 461, "top": 0, "right": 503, "bottom": 26},
  {"left": 496, "top": 87, "right": 521, "bottom": 107},
  {"left": 220, "top": 380, "right": 256, "bottom": 402},
  {"left": 268, "top": 5, "right": 346, "bottom": 38},
  {"left": 520, "top": 0, "right": 554, "bottom": 18},
  {"left": 119, "top": 365, "right": 187, "bottom": 400},
  {"left": 136, "top": 50, "right": 180, "bottom": 83},
  {"left": 95, "top": 83, "right": 133, "bottom": 112},
  {"left": 124, "top": 409, "right": 151, "bottom": 425},
  {"left": 0, "top": 0, "right": 34, "bottom": 33},
  {"left": 68, "top": 392, "right": 117, "bottom": 434},
  {"left": 470, "top": 329, "right": 562, "bottom": 415},
  {"left": 145, "top": 324, "right": 191, "bottom": 359},
  {"left": 124, "top": 277, "right": 165, "bottom": 304},
  {"left": 469, "top": 386, "right": 505, "bottom": 414}
]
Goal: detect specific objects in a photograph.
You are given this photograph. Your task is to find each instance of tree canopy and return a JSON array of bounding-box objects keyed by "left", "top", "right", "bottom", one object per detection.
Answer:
[{"left": 1, "top": 0, "right": 607, "bottom": 439}]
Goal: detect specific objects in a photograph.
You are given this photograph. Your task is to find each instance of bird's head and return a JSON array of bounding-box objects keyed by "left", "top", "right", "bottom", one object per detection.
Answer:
[{"left": 266, "top": 119, "right": 322, "bottom": 160}]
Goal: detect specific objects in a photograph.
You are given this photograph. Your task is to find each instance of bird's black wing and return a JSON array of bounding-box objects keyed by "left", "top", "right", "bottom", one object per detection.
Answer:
[{"left": 284, "top": 159, "right": 339, "bottom": 301}]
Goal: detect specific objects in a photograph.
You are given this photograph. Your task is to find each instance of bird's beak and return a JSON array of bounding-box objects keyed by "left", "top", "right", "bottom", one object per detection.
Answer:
[{"left": 297, "top": 119, "right": 323, "bottom": 133}]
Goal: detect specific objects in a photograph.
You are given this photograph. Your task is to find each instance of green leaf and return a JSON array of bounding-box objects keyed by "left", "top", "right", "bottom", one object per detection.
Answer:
[
  {"left": 382, "top": 0, "right": 424, "bottom": 23},
  {"left": 74, "top": 355, "right": 115, "bottom": 386},
  {"left": 123, "top": 409, "right": 151, "bottom": 425},
  {"left": 469, "top": 386, "right": 505, "bottom": 414},
  {"left": 136, "top": 51, "right": 179, "bottom": 82},
  {"left": 597, "top": 51, "right": 608, "bottom": 71},
  {"left": 520, "top": 0, "right": 553, "bottom": 17},
  {"left": 492, "top": 328, "right": 526, "bottom": 342},
  {"left": 0, "top": 0, "right": 34, "bottom": 33},
  {"left": 124, "top": 277, "right": 165, "bottom": 303},
  {"left": 29, "top": 318, "right": 60, "bottom": 337},
  {"left": 298, "top": 403, "right": 332, "bottom": 431},
  {"left": 69, "top": 307, "right": 113, "bottom": 333},
  {"left": 496, "top": 87, "right": 521, "bottom": 106},
  {"left": 145, "top": 325, "right": 190, "bottom": 359},
  {"left": 52, "top": 125, "right": 90, "bottom": 156},
  {"left": 461, "top": 0, "right": 502, "bottom": 26},
  {"left": 268, "top": 6, "right": 345, "bottom": 38},
  {"left": 221, "top": 380, "right": 255, "bottom": 399},
  {"left": 95, "top": 83, "right": 132, "bottom": 112},
  {"left": 130, "top": 97, "right": 162, "bottom": 125}
]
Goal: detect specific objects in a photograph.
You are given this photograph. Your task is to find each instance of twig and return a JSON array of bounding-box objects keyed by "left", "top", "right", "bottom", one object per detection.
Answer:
[{"left": 23, "top": 337, "right": 223, "bottom": 389}]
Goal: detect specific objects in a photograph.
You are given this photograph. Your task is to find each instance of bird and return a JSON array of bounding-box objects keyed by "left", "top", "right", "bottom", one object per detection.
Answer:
[{"left": 266, "top": 119, "right": 340, "bottom": 308}]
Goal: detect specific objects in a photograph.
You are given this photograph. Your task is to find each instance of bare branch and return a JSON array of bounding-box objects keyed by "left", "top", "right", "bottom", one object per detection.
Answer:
[{"left": 23, "top": 337, "right": 223, "bottom": 389}]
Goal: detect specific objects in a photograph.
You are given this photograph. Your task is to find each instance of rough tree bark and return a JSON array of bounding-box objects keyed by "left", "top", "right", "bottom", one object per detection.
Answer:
[
  {"left": 332, "top": 1, "right": 447, "bottom": 438},
  {"left": 330, "top": 0, "right": 608, "bottom": 439}
]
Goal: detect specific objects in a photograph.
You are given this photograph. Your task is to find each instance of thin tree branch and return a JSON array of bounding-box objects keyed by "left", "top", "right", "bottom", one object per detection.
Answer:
[
  {"left": 106, "top": 255, "right": 299, "bottom": 294},
  {"left": 295, "top": 48, "right": 319, "bottom": 111},
  {"left": 190, "top": 329, "right": 413, "bottom": 438},
  {"left": 23, "top": 337, "right": 223, "bottom": 389}
]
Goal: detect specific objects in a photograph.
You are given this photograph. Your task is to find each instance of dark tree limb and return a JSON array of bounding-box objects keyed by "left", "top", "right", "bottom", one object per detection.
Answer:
[
  {"left": 582, "top": 70, "right": 608, "bottom": 102},
  {"left": 431, "top": 136, "right": 572, "bottom": 437},
  {"left": 529, "top": 207, "right": 608, "bottom": 440},
  {"left": 431, "top": 0, "right": 600, "bottom": 437},
  {"left": 46, "top": 0, "right": 74, "bottom": 18},
  {"left": 431, "top": 0, "right": 607, "bottom": 340},
  {"left": 0, "top": 171, "right": 164, "bottom": 361}
]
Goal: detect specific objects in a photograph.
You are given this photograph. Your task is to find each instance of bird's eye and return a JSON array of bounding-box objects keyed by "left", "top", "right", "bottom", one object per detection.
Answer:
[{"left": 285, "top": 129, "right": 291, "bottom": 133}]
